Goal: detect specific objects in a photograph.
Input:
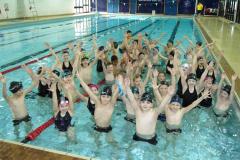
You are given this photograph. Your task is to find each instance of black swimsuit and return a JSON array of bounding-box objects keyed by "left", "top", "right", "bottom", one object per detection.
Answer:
[
  {"left": 199, "top": 89, "right": 212, "bottom": 108},
  {"left": 133, "top": 133, "right": 158, "bottom": 145},
  {"left": 182, "top": 87, "right": 198, "bottom": 107},
  {"left": 166, "top": 60, "right": 173, "bottom": 74},
  {"left": 38, "top": 80, "right": 50, "bottom": 97},
  {"left": 62, "top": 61, "right": 73, "bottom": 72},
  {"left": 12, "top": 115, "right": 31, "bottom": 126},
  {"left": 87, "top": 98, "right": 95, "bottom": 116},
  {"left": 196, "top": 65, "right": 205, "bottom": 79},
  {"left": 55, "top": 111, "right": 72, "bottom": 132}
]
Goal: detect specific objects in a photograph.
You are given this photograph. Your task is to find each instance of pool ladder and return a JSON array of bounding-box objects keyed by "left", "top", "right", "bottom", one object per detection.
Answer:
[{"left": 28, "top": 0, "right": 38, "bottom": 20}]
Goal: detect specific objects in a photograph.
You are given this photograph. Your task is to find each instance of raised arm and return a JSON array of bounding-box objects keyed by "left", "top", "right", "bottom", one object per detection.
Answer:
[
  {"left": 49, "top": 83, "right": 59, "bottom": 115},
  {"left": 0, "top": 73, "right": 10, "bottom": 102},
  {"left": 217, "top": 72, "right": 226, "bottom": 97},
  {"left": 152, "top": 70, "right": 162, "bottom": 103},
  {"left": 180, "top": 68, "right": 188, "bottom": 93},
  {"left": 111, "top": 84, "right": 119, "bottom": 105},
  {"left": 142, "top": 62, "right": 152, "bottom": 87},
  {"left": 124, "top": 78, "right": 138, "bottom": 110},
  {"left": 44, "top": 42, "right": 61, "bottom": 65},
  {"left": 156, "top": 85, "right": 175, "bottom": 114},
  {"left": 76, "top": 71, "right": 99, "bottom": 104},
  {"left": 229, "top": 74, "right": 237, "bottom": 102},
  {"left": 182, "top": 89, "right": 210, "bottom": 114}
]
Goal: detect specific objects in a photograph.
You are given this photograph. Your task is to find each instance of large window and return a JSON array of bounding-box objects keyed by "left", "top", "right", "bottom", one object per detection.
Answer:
[{"left": 75, "top": 0, "right": 91, "bottom": 13}]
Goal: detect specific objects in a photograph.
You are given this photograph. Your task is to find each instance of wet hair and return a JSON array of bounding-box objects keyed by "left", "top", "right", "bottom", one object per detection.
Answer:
[
  {"left": 222, "top": 84, "right": 231, "bottom": 95},
  {"left": 98, "top": 46, "right": 105, "bottom": 52},
  {"left": 169, "top": 50, "right": 175, "bottom": 57},
  {"left": 139, "top": 52, "right": 144, "bottom": 57},
  {"left": 62, "top": 49, "right": 69, "bottom": 55},
  {"left": 140, "top": 92, "right": 153, "bottom": 103},
  {"left": 111, "top": 55, "right": 118, "bottom": 63},
  {"left": 133, "top": 39, "right": 138, "bottom": 44},
  {"left": 37, "top": 67, "right": 43, "bottom": 75},
  {"left": 170, "top": 95, "right": 183, "bottom": 105},
  {"left": 196, "top": 41, "right": 202, "bottom": 46},
  {"left": 134, "top": 74, "right": 142, "bottom": 81},
  {"left": 197, "top": 56, "right": 204, "bottom": 61},
  {"left": 9, "top": 81, "right": 23, "bottom": 93},
  {"left": 106, "top": 62, "right": 113, "bottom": 67},
  {"left": 100, "top": 86, "right": 112, "bottom": 96},
  {"left": 127, "top": 30, "right": 132, "bottom": 34}
]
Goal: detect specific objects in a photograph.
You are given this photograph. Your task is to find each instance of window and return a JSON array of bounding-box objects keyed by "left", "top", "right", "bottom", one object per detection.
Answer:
[{"left": 75, "top": 0, "right": 91, "bottom": 13}]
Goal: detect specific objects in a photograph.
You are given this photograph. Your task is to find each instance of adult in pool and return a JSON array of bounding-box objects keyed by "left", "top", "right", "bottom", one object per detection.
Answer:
[{"left": 0, "top": 72, "right": 37, "bottom": 138}]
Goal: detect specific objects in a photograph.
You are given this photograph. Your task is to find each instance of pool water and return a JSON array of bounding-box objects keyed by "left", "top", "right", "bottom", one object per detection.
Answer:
[{"left": 0, "top": 15, "right": 240, "bottom": 160}]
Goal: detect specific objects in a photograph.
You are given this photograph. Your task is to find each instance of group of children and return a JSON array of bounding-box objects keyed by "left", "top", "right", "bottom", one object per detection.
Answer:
[{"left": 0, "top": 30, "right": 237, "bottom": 145}]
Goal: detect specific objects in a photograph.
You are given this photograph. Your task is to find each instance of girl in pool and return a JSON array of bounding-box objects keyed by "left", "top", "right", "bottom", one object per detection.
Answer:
[{"left": 50, "top": 82, "right": 75, "bottom": 142}]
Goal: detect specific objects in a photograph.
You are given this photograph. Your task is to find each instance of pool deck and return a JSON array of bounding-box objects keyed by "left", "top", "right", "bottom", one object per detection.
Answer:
[
  {"left": 196, "top": 16, "right": 240, "bottom": 108},
  {"left": 0, "top": 139, "right": 92, "bottom": 160}
]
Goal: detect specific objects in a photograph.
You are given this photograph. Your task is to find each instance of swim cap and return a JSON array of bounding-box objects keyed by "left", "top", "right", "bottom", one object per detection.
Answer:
[
  {"left": 127, "top": 30, "right": 132, "bottom": 34},
  {"left": 52, "top": 70, "right": 60, "bottom": 77},
  {"left": 160, "top": 81, "right": 169, "bottom": 86},
  {"left": 37, "top": 67, "right": 43, "bottom": 75},
  {"left": 182, "top": 63, "right": 190, "bottom": 69},
  {"left": 170, "top": 95, "right": 183, "bottom": 105},
  {"left": 187, "top": 73, "right": 197, "bottom": 81},
  {"left": 58, "top": 96, "right": 69, "bottom": 106},
  {"left": 196, "top": 41, "right": 202, "bottom": 46},
  {"left": 168, "top": 39, "right": 174, "bottom": 44},
  {"left": 82, "top": 56, "right": 89, "bottom": 61},
  {"left": 98, "top": 46, "right": 105, "bottom": 52},
  {"left": 154, "top": 46, "right": 159, "bottom": 51},
  {"left": 222, "top": 84, "right": 231, "bottom": 95},
  {"left": 131, "top": 86, "right": 139, "bottom": 94},
  {"left": 100, "top": 86, "right": 112, "bottom": 96},
  {"left": 9, "top": 81, "right": 23, "bottom": 93},
  {"left": 88, "top": 84, "right": 99, "bottom": 90},
  {"left": 62, "top": 70, "right": 72, "bottom": 78},
  {"left": 140, "top": 92, "right": 153, "bottom": 103}
]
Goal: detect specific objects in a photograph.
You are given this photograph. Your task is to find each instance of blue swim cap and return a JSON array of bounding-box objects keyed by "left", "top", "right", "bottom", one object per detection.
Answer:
[
  {"left": 170, "top": 95, "right": 183, "bottom": 105},
  {"left": 62, "top": 69, "right": 72, "bottom": 78}
]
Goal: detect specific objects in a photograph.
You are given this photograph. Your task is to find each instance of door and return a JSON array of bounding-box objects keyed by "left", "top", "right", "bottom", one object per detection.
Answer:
[
  {"left": 108, "top": 0, "right": 119, "bottom": 13},
  {"left": 165, "top": 0, "right": 178, "bottom": 15}
]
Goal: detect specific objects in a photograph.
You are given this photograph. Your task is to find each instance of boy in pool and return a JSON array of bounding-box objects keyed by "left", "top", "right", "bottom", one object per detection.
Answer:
[
  {"left": 213, "top": 73, "right": 237, "bottom": 119},
  {"left": 164, "top": 91, "right": 209, "bottom": 134},
  {"left": 0, "top": 72, "right": 37, "bottom": 138},
  {"left": 125, "top": 78, "right": 174, "bottom": 145},
  {"left": 76, "top": 71, "right": 119, "bottom": 132}
]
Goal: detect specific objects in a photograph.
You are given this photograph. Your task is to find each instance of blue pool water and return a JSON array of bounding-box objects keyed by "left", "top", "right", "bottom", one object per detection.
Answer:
[{"left": 0, "top": 15, "right": 240, "bottom": 160}]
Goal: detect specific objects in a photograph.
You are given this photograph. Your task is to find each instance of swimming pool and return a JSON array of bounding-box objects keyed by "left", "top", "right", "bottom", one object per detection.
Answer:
[{"left": 0, "top": 14, "right": 240, "bottom": 160}]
